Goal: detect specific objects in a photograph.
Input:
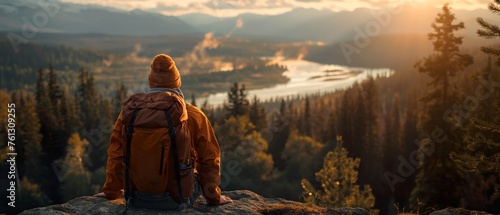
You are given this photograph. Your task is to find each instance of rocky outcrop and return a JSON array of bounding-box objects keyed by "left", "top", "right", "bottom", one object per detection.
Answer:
[{"left": 20, "top": 190, "right": 370, "bottom": 215}]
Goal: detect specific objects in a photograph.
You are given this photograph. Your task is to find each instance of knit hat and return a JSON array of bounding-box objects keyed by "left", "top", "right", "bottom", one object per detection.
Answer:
[{"left": 148, "top": 54, "right": 181, "bottom": 88}]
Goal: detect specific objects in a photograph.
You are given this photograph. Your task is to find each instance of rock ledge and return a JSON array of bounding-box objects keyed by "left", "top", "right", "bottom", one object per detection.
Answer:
[{"left": 20, "top": 190, "right": 370, "bottom": 215}]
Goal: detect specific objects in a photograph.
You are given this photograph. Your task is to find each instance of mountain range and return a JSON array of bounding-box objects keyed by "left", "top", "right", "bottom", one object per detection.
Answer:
[
  {"left": 0, "top": 0, "right": 496, "bottom": 44},
  {"left": 0, "top": 0, "right": 198, "bottom": 36}
]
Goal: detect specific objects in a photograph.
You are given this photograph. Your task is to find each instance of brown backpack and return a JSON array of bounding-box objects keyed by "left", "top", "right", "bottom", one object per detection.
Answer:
[{"left": 120, "top": 92, "right": 194, "bottom": 212}]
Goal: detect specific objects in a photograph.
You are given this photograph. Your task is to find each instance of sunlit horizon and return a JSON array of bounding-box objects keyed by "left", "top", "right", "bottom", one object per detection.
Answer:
[{"left": 58, "top": 0, "right": 490, "bottom": 17}]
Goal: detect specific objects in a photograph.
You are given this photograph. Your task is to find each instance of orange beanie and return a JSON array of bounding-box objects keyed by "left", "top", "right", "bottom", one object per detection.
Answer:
[{"left": 148, "top": 54, "right": 181, "bottom": 88}]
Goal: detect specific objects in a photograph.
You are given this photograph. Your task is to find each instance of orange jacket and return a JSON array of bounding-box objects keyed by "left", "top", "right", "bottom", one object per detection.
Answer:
[{"left": 102, "top": 104, "right": 222, "bottom": 205}]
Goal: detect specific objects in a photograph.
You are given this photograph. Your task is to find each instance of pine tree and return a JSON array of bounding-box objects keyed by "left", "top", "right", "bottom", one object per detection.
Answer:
[
  {"left": 380, "top": 95, "right": 404, "bottom": 213},
  {"left": 46, "top": 67, "right": 69, "bottom": 169},
  {"left": 36, "top": 68, "right": 63, "bottom": 202},
  {"left": 89, "top": 97, "right": 113, "bottom": 170},
  {"left": 224, "top": 82, "right": 249, "bottom": 119},
  {"left": 113, "top": 82, "right": 127, "bottom": 119},
  {"left": 448, "top": 5, "right": 500, "bottom": 208},
  {"left": 36, "top": 69, "right": 57, "bottom": 134},
  {"left": 361, "top": 78, "right": 380, "bottom": 148},
  {"left": 8, "top": 91, "right": 51, "bottom": 211},
  {"left": 411, "top": 4, "right": 473, "bottom": 210},
  {"left": 477, "top": 0, "right": 500, "bottom": 65},
  {"left": 36, "top": 69, "right": 46, "bottom": 103},
  {"left": 298, "top": 96, "right": 312, "bottom": 136},
  {"left": 302, "top": 136, "right": 375, "bottom": 209},
  {"left": 339, "top": 87, "right": 355, "bottom": 157},
  {"left": 321, "top": 110, "right": 337, "bottom": 145},
  {"left": 351, "top": 87, "right": 366, "bottom": 156},
  {"left": 101, "top": 97, "right": 113, "bottom": 122},
  {"left": 394, "top": 94, "right": 419, "bottom": 209},
  {"left": 60, "top": 85, "right": 81, "bottom": 134},
  {"left": 312, "top": 99, "right": 327, "bottom": 143},
  {"left": 338, "top": 79, "right": 383, "bottom": 210},
  {"left": 249, "top": 95, "right": 267, "bottom": 132},
  {"left": 450, "top": 115, "right": 500, "bottom": 199},
  {"left": 357, "top": 78, "right": 382, "bottom": 182},
  {"left": 477, "top": 58, "right": 499, "bottom": 120},
  {"left": 268, "top": 99, "right": 291, "bottom": 170},
  {"left": 47, "top": 65, "right": 62, "bottom": 113},
  {"left": 11, "top": 91, "right": 45, "bottom": 183},
  {"left": 60, "top": 88, "right": 69, "bottom": 130},
  {"left": 47, "top": 66, "right": 69, "bottom": 154},
  {"left": 78, "top": 69, "right": 100, "bottom": 131},
  {"left": 383, "top": 95, "right": 401, "bottom": 179}
]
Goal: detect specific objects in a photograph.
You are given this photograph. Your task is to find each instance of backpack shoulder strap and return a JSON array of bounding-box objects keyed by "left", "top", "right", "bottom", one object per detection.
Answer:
[
  {"left": 123, "top": 109, "right": 140, "bottom": 215},
  {"left": 163, "top": 110, "right": 184, "bottom": 206}
]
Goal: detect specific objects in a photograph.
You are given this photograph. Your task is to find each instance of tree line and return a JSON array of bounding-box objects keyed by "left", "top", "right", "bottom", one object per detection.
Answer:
[
  {"left": 0, "top": 66, "right": 127, "bottom": 213},
  {"left": 0, "top": 41, "right": 106, "bottom": 91}
]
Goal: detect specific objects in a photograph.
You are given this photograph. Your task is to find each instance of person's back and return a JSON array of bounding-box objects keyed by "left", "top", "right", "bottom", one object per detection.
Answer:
[{"left": 94, "top": 54, "right": 232, "bottom": 210}]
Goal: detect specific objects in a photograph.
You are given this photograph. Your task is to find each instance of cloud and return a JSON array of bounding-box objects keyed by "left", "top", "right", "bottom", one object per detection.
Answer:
[{"left": 153, "top": 2, "right": 187, "bottom": 12}]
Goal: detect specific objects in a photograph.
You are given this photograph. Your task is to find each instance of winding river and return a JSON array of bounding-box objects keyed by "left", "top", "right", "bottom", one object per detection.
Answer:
[{"left": 202, "top": 60, "right": 394, "bottom": 107}]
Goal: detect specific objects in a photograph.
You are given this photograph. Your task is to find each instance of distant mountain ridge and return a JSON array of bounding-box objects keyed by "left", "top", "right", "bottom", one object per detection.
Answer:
[
  {"left": 0, "top": 1, "right": 495, "bottom": 43},
  {"left": 179, "top": 5, "right": 494, "bottom": 43},
  {"left": 0, "top": 0, "right": 199, "bottom": 36}
]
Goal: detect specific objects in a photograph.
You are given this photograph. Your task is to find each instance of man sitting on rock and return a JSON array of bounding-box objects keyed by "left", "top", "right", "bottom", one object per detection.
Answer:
[{"left": 94, "top": 54, "right": 232, "bottom": 210}]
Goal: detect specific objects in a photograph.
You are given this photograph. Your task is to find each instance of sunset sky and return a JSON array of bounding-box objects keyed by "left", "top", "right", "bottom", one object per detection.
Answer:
[{"left": 59, "top": 0, "right": 490, "bottom": 17}]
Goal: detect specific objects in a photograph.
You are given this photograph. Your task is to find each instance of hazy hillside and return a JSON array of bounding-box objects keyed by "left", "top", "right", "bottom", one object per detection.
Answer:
[
  {"left": 0, "top": 0, "right": 199, "bottom": 36},
  {"left": 178, "top": 13, "right": 223, "bottom": 27},
  {"left": 305, "top": 33, "right": 493, "bottom": 70},
  {"left": 305, "top": 34, "right": 431, "bottom": 70},
  {"left": 182, "top": 5, "right": 496, "bottom": 44},
  {"left": 12, "top": 32, "right": 203, "bottom": 56}
]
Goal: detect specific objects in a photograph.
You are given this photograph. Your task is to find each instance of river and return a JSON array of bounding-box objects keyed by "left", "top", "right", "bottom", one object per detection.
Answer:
[{"left": 201, "top": 60, "right": 394, "bottom": 107}]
